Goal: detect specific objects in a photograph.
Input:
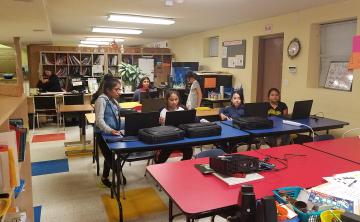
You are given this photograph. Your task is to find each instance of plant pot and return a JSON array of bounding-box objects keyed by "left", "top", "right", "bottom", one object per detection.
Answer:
[{"left": 124, "top": 85, "right": 133, "bottom": 93}]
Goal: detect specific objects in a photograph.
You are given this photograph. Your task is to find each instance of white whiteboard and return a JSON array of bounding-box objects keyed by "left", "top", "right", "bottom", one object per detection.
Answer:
[
  {"left": 324, "top": 62, "right": 353, "bottom": 91},
  {"left": 138, "top": 58, "right": 154, "bottom": 82}
]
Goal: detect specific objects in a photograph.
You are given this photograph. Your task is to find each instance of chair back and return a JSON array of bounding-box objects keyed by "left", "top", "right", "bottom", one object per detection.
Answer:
[
  {"left": 63, "top": 93, "right": 84, "bottom": 105},
  {"left": 34, "top": 95, "right": 57, "bottom": 112}
]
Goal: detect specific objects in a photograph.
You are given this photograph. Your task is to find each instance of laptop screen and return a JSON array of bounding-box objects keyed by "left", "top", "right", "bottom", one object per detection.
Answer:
[
  {"left": 244, "top": 102, "right": 268, "bottom": 118},
  {"left": 291, "top": 100, "right": 313, "bottom": 119},
  {"left": 165, "top": 109, "right": 196, "bottom": 127},
  {"left": 124, "top": 112, "right": 160, "bottom": 136}
]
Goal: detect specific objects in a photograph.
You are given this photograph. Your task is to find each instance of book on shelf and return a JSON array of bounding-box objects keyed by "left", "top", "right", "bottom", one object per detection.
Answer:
[
  {"left": 14, "top": 180, "right": 25, "bottom": 199},
  {"left": 92, "top": 65, "right": 103, "bottom": 74},
  {"left": 55, "top": 67, "right": 68, "bottom": 77},
  {"left": 55, "top": 54, "right": 67, "bottom": 65},
  {"left": 94, "top": 55, "right": 105, "bottom": 65},
  {"left": 109, "top": 55, "right": 118, "bottom": 66},
  {"left": 81, "top": 56, "right": 92, "bottom": 65},
  {"left": 68, "top": 55, "right": 81, "bottom": 65},
  {"left": 81, "top": 67, "right": 91, "bottom": 76},
  {"left": 0, "top": 131, "right": 20, "bottom": 190},
  {"left": 42, "top": 54, "right": 54, "bottom": 65},
  {"left": 9, "top": 119, "right": 27, "bottom": 162}
]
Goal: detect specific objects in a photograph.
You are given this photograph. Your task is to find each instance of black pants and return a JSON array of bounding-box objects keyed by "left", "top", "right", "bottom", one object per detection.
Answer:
[
  {"left": 97, "top": 134, "right": 113, "bottom": 178},
  {"left": 154, "top": 147, "right": 193, "bottom": 164}
]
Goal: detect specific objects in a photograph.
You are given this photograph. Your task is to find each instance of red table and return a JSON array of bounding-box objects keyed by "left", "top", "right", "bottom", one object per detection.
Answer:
[
  {"left": 304, "top": 137, "right": 360, "bottom": 164},
  {"left": 146, "top": 144, "right": 360, "bottom": 221}
]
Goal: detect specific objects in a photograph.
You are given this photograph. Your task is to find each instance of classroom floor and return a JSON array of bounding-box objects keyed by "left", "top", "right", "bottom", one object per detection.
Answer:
[{"left": 30, "top": 123, "right": 239, "bottom": 222}]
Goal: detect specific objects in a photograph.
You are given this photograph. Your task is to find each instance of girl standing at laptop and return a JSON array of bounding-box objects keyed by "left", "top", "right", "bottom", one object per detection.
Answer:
[
  {"left": 94, "top": 76, "right": 122, "bottom": 187},
  {"left": 186, "top": 71, "right": 202, "bottom": 110},
  {"left": 267, "top": 88, "right": 288, "bottom": 116},
  {"left": 155, "top": 90, "right": 193, "bottom": 163}
]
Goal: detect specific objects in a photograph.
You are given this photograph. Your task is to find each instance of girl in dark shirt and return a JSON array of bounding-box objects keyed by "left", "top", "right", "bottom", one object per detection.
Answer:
[
  {"left": 267, "top": 88, "right": 288, "bottom": 116},
  {"left": 219, "top": 90, "right": 244, "bottom": 120}
]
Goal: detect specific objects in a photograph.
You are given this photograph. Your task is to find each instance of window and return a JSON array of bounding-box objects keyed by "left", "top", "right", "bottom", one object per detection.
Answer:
[
  {"left": 319, "top": 19, "right": 357, "bottom": 86},
  {"left": 208, "top": 36, "right": 219, "bottom": 57}
]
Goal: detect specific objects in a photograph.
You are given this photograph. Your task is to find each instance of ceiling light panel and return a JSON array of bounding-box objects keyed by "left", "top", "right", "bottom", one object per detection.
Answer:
[
  {"left": 85, "top": 37, "right": 124, "bottom": 42},
  {"left": 78, "top": 44, "right": 99, "bottom": 48},
  {"left": 92, "top": 27, "right": 142, "bottom": 35},
  {"left": 108, "top": 14, "right": 175, "bottom": 25},
  {"left": 80, "top": 40, "right": 109, "bottom": 45}
]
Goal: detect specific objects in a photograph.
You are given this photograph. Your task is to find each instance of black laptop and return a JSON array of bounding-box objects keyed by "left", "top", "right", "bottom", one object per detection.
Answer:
[
  {"left": 289, "top": 100, "right": 313, "bottom": 120},
  {"left": 244, "top": 102, "right": 268, "bottom": 118},
  {"left": 165, "top": 109, "right": 196, "bottom": 127},
  {"left": 124, "top": 112, "right": 160, "bottom": 136},
  {"left": 141, "top": 98, "right": 166, "bottom": 113},
  {"left": 140, "top": 90, "right": 159, "bottom": 102}
]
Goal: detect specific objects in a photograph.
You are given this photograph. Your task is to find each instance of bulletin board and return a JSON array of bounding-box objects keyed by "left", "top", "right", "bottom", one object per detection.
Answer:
[
  {"left": 221, "top": 40, "right": 246, "bottom": 69},
  {"left": 324, "top": 61, "right": 353, "bottom": 91}
]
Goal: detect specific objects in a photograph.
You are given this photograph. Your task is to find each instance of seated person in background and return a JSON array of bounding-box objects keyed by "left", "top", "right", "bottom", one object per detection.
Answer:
[
  {"left": 155, "top": 90, "right": 193, "bottom": 163},
  {"left": 133, "top": 77, "right": 156, "bottom": 101},
  {"left": 267, "top": 88, "right": 288, "bottom": 116},
  {"left": 186, "top": 71, "right": 202, "bottom": 110},
  {"left": 219, "top": 90, "right": 245, "bottom": 120},
  {"left": 36, "top": 70, "right": 63, "bottom": 92},
  {"left": 218, "top": 90, "right": 245, "bottom": 153},
  {"left": 266, "top": 88, "right": 290, "bottom": 147}
]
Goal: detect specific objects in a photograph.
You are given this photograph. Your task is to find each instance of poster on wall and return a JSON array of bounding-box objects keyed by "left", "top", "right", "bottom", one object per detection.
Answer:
[{"left": 324, "top": 61, "right": 353, "bottom": 91}]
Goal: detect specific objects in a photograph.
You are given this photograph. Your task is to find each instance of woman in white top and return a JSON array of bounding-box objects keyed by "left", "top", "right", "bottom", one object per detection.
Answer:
[
  {"left": 185, "top": 71, "right": 202, "bottom": 110},
  {"left": 155, "top": 90, "right": 193, "bottom": 163}
]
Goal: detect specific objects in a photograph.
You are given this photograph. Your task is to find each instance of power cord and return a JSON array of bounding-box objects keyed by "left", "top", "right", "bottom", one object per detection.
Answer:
[
  {"left": 299, "top": 123, "right": 315, "bottom": 141},
  {"left": 342, "top": 128, "right": 360, "bottom": 138},
  {"left": 254, "top": 150, "right": 307, "bottom": 171}
]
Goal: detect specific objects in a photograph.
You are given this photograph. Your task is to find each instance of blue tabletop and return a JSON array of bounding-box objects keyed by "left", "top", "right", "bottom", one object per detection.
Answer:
[
  {"left": 103, "top": 122, "right": 249, "bottom": 153},
  {"left": 221, "top": 116, "right": 348, "bottom": 136}
]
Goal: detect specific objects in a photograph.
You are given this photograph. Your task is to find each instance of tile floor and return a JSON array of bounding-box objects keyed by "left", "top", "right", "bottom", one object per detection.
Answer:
[{"left": 30, "top": 124, "right": 237, "bottom": 222}]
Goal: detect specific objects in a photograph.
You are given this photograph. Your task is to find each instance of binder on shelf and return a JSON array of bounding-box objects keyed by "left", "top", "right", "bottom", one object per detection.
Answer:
[
  {"left": 0, "top": 146, "right": 11, "bottom": 193},
  {"left": 0, "top": 131, "right": 20, "bottom": 188}
]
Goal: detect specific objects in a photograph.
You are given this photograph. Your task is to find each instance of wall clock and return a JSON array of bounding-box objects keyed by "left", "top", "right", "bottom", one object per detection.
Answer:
[{"left": 287, "top": 38, "right": 301, "bottom": 58}]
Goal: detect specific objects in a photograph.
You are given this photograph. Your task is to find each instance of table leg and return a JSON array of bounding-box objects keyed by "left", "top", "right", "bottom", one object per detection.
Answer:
[
  {"left": 169, "top": 198, "right": 173, "bottom": 222},
  {"left": 111, "top": 151, "right": 115, "bottom": 199}
]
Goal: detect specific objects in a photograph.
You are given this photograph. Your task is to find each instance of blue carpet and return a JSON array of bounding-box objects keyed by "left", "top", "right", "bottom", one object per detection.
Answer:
[
  {"left": 34, "top": 206, "right": 42, "bottom": 222},
  {"left": 32, "top": 159, "right": 69, "bottom": 176}
]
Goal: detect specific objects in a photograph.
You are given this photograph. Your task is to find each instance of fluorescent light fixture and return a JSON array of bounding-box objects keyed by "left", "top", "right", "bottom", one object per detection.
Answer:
[
  {"left": 78, "top": 44, "right": 99, "bottom": 48},
  {"left": 92, "top": 27, "right": 142, "bottom": 35},
  {"left": 86, "top": 37, "right": 125, "bottom": 42},
  {"left": 0, "top": 44, "right": 11, "bottom": 49},
  {"left": 108, "top": 14, "right": 175, "bottom": 25},
  {"left": 80, "top": 40, "right": 110, "bottom": 45}
]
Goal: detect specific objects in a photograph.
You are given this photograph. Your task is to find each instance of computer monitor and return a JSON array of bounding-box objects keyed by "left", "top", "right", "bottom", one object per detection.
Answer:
[
  {"left": 165, "top": 109, "right": 196, "bottom": 127},
  {"left": 139, "top": 90, "right": 159, "bottom": 102},
  {"left": 291, "top": 100, "right": 313, "bottom": 120},
  {"left": 244, "top": 102, "right": 268, "bottom": 118},
  {"left": 124, "top": 112, "right": 160, "bottom": 136},
  {"left": 141, "top": 98, "right": 166, "bottom": 113}
]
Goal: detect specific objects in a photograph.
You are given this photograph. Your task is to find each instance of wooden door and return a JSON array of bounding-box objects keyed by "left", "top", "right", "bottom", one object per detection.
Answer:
[{"left": 257, "top": 35, "right": 284, "bottom": 102}]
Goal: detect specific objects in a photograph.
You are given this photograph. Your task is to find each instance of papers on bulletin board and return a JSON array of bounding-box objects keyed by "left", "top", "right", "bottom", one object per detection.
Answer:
[
  {"left": 235, "top": 55, "right": 244, "bottom": 67},
  {"left": 348, "top": 52, "right": 360, "bottom": 69},
  {"left": 228, "top": 57, "right": 236, "bottom": 68},
  {"left": 221, "top": 47, "right": 227, "bottom": 58},
  {"left": 324, "top": 62, "right": 353, "bottom": 91}
]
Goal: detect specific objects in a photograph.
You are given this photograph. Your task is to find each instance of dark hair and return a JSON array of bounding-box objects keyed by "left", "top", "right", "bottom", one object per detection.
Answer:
[
  {"left": 268, "top": 88, "right": 281, "bottom": 97},
  {"left": 165, "top": 90, "right": 181, "bottom": 110},
  {"left": 92, "top": 75, "right": 120, "bottom": 102},
  {"left": 185, "top": 71, "right": 197, "bottom": 80},
  {"left": 231, "top": 89, "right": 244, "bottom": 106},
  {"left": 137, "top": 77, "right": 151, "bottom": 89}
]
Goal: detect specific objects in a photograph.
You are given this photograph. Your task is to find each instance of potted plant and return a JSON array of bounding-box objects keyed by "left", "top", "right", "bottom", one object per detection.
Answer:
[{"left": 118, "top": 62, "right": 143, "bottom": 92}]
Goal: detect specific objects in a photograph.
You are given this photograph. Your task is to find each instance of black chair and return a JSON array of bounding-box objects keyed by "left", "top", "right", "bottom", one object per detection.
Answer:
[
  {"left": 62, "top": 93, "right": 84, "bottom": 128},
  {"left": 33, "top": 95, "right": 58, "bottom": 132}
]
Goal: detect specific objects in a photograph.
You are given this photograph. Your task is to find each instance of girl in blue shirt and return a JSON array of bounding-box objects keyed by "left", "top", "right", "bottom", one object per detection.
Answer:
[{"left": 219, "top": 90, "right": 244, "bottom": 120}]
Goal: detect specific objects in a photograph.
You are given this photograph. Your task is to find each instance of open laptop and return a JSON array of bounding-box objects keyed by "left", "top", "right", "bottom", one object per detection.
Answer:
[
  {"left": 141, "top": 98, "right": 166, "bottom": 113},
  {"left": 288, "top": 100, "right": 313, "bottom": 120},
  {"left": 244, "top": 102, "right": 268, "bottom": 118},
  {"left": 165, "top": 109, "right": 196, "bottom": 127},
  {"left": 124, "top": 112, "right": 160, "bottom": 137}
]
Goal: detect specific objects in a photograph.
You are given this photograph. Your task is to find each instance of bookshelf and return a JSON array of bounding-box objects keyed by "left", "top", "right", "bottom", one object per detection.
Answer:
[
  {"left": 41, "top": 52, "right": 105, "bottom": 78},
  {"left": 0, "top": 37, "right": 33, "bottom": 222}
]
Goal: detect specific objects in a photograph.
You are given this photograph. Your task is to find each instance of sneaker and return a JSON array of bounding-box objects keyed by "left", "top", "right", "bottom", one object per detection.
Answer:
[{"left": 101, "top": 178, "right": 112, "bottom": 188}]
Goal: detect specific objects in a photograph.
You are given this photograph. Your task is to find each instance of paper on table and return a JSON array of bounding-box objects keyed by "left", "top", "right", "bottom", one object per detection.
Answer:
[
  {"left": 228, "top": 57, "right": 236, "bottom": 68},
  {"left": 213, "top": 172, "right": 264, "bottom": 186},
  {"left": 235, "top": 55, "right": 244, "bottom": 66},
  {"left": 221, "top": 47, "right": 227, "bottom": 58}
]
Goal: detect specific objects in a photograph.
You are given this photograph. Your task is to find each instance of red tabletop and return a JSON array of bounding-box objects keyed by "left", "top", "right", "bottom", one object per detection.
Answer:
[
  {"left": 146, "top": 144, "right": 360, "bottom": 216},
  {"left": 304, "top": 137, "right": 360, "bottom": 164}
]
